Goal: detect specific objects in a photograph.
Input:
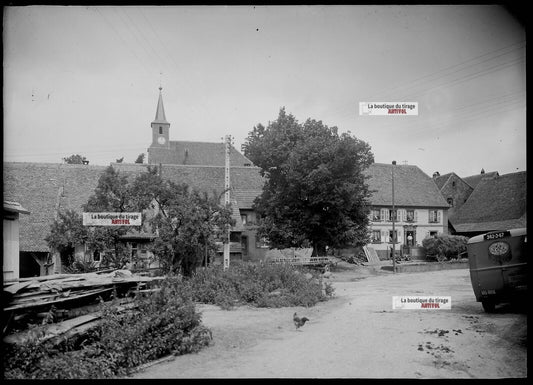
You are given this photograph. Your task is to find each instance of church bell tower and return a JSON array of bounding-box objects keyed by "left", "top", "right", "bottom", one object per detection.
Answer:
[{"left": 151, "top": 86, "right": 170, "bottom": 148}]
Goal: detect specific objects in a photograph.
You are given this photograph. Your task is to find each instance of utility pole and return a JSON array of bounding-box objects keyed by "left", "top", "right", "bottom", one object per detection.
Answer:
[
  {"left": 223, "top": 135, "right": 232, "bottom": 270},
  {"left": 392, "top": 160, "right": 397, "bottom": 273}
]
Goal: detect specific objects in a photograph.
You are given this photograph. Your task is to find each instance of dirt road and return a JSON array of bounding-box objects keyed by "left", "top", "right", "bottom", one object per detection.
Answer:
[{"left": 131, "top": 266, "right": 527, "bottom": 379}]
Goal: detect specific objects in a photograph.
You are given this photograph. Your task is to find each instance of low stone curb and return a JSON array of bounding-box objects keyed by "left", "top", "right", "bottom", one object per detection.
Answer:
[{"left": 381, "top": 261, "right": 469, "bottom": 273}]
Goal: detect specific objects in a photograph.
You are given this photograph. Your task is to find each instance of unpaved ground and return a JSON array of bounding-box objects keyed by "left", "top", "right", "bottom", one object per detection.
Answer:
[{"left": 131, "top": 263, "right": 527, "bottom": 379}]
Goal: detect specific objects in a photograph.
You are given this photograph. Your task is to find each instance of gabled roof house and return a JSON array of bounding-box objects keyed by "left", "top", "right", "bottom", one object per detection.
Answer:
[
  {"left": 364, "top": 163, "right": 450, "bottom": 259},
  {"left": 432, "top": 172, "right": 474, "bottom": 221},
  {"left": 449, "top": 171, "right": 526, "bottom": 236}
]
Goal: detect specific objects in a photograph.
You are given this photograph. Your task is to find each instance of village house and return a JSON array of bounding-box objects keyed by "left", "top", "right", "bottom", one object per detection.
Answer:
[
  {"left": 448, "top": 171, "right": 526, "bottom": 237},
  {"left": 432, "top": 171, "right": 474, "bottom": 224},
  {"left": 364, "top": 163, "right": 450, "bottom": 260},
  {"left": 431, "top": 168, "right": 525, "bottom": 237}
]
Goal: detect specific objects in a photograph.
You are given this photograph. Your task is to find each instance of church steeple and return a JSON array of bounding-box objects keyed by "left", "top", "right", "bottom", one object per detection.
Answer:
[
  {"left": 150, "top": 86, "right": 170, "bottom": 149},
  {"left": 153, "top": 86, "right": 168, "bottom": 124}
]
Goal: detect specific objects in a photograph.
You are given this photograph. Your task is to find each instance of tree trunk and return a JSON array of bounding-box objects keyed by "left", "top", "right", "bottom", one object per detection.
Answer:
[{"left": 312, "top": 242, "right": 327, "bottom": 257}]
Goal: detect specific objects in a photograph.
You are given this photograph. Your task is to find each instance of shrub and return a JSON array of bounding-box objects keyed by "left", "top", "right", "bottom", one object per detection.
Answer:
[
  {"left": 187, "top": 262, "right": 333, "bottom": 308},
  {"left": 2, "top": 276, "right": 211, "bottom": 379},
  {"left": 422, "top": 234, "right": 469, "bottom": 261}
]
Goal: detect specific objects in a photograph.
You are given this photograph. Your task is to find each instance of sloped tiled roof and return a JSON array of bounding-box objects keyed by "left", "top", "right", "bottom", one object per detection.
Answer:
[
  {"left": 3, "top": 162, "right": 107, "bottom": 252},
  {"left": 364, "top": 163, "right": 450, "bottom": 208},
  {"left": 4, "top": 162, "right": 266, "bottom": 252},
  {"left": 462, "top": 171, "right": 499, "bottom": 189},
  {"left": 449, "top": 171, "right": 526, "bottom": 233},
  {"left": 168, "top": 141, "right": 253, "bottom": 166},
  {"left": 233, "top": 189, "right": 263, "bottom": 209},
  {"left": 433, "top": 173, "right": 454, "bottom": 190}
]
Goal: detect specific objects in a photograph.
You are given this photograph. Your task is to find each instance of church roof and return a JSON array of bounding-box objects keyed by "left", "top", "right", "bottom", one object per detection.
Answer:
[
  {"left": 152, "top": 87, "right": 168, "bottom": 124},
  {"left": 167, "top": 140, "right": 254, "bottom": 166}
]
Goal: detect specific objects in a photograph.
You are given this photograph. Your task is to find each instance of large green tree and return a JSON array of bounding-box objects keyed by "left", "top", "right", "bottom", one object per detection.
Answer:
[{"left": 243, "top": 108, "right": 374, "bottom": 256}]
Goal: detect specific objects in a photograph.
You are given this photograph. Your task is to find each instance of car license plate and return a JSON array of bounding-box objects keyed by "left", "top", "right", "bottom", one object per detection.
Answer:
[{"left": 484, "top": 231, "right": 511, "bottom": 241}]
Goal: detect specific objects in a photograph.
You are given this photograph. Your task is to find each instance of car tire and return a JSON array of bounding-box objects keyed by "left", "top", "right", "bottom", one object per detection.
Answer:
[{"left": 482, "top": 299, "right": 496, "bottom": 313}]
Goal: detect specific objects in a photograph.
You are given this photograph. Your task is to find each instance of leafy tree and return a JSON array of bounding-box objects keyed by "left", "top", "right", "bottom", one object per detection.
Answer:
[
  {"left": 131, "top": 167, "right": 234, "bottom": 276},
  {"left": 45, "top": 209, "right": 88, "bottom": 252},
  {"left": 243, "top": 107, "right": 374, "bottom": 256},
  {"left": 45, "top": 210, "right": 89, "bottom": 270},
  {"left": 47, "top": 165, "right": 234, "bottom": 274},
  {"left": 134, "top": 153, "right": 145, "bottom": 164},
  {"left": 63, "top": 154, "right": 88, "bottom": 164}
]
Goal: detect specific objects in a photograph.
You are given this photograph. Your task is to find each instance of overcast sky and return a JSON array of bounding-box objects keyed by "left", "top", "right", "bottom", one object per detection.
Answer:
[{"left": 3, "top": 5, "right": 525, "bottom": 178}]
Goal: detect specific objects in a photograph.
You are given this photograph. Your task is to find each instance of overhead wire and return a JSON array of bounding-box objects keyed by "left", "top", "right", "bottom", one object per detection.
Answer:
[
  {"left": 323, "top": 40, "right": 526, "bottom": 123},
  {"left": 94, "top": 6, "right": 152, "bottom": 74},
  {"left": 137, "top": 7, "right": 182, "bottom": 71}
]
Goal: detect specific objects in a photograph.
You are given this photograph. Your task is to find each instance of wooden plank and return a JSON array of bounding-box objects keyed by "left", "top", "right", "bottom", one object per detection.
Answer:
[
  {"left": 17, "top": 273, "right": 82, "bottom": 283},
  {"left": 10, "top": 292, "right": 62, "bottom": 303},
  {"left": 3, "top": 287, "right": 112, "bottom": 312},
  {"left": 3, "top": 280, "right": 34, "bottom": 294},
  {"left": 3, "top": 302, "right": 137, "bottom": 345}
]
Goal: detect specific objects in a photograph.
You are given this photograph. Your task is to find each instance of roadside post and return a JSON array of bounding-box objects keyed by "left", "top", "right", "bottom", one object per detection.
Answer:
[{"left": 392, "top": 160, "right": 396, "bottom": 273}]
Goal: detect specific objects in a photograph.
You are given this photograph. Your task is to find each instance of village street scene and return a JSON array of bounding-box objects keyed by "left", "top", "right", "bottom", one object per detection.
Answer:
[{"left": 2, "top": 5, "right": 526, "bottom": 379}]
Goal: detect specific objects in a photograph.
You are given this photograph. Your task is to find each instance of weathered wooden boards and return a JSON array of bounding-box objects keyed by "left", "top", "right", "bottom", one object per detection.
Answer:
[{"left": 2, "top": 269, "right": 165, "bottom": 340}]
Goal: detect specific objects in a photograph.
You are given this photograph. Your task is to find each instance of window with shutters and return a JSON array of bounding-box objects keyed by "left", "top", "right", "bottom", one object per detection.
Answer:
[
  {"left": 381, "top": 208, "right": 389, "bottom": 221},
  {"left": 398, "top": 209, "right": 406, "bottom": 222},
  {"left": 406, "top": 209, "right": 416, "bottom": 222},
  {"left": 428, "top": 209, "right": 440, "bottom": 223},
  {"left": 388, "top": 209, "right": 397, "bottom": 221},
  {"left": 372, "top": 230, "right": 381, "bottom": 243},
  {"left": 371, "top": 209, "right": 381, "bottom": 221},
  {"left": 388, "top": 230, "right": 398, "bottom": 243}
]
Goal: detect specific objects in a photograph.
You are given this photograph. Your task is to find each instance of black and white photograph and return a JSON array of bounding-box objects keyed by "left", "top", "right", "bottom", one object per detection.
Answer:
[{"left": 2, "top": 5, "right": 526, "bottom": 379}]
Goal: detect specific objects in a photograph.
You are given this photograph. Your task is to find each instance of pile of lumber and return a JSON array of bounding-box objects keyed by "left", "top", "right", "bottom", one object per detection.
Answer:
[{"left": 2, "top": 269, "right": 164, "bottom": 339}]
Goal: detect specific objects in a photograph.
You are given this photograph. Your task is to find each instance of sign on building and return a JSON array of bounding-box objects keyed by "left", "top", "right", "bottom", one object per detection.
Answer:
[{"left": 82, "top": 212, "right": 142, "bottom": 226}]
